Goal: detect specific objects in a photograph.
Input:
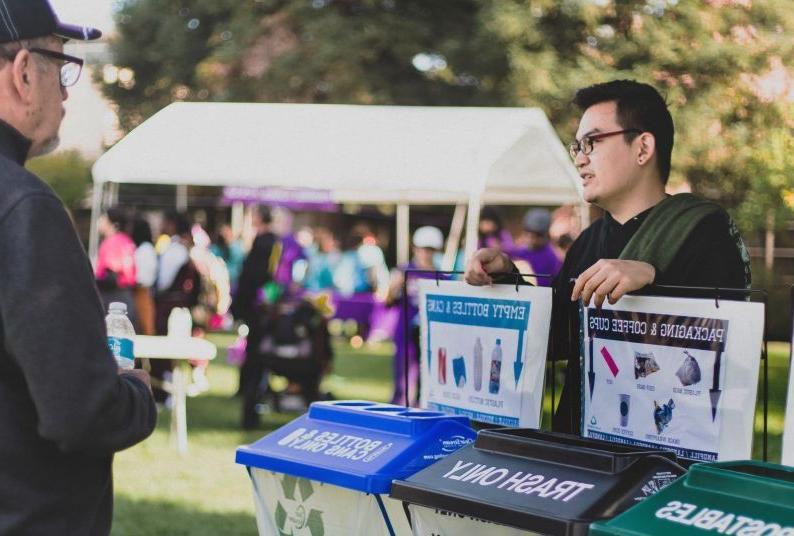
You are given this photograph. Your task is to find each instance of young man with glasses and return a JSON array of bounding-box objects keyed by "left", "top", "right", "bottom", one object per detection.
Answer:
[
  {"left": 466, "top": 80, "right": 750, "bottom": 433},
  {"left": 0, "top": 1, "right": 156, "bottom": 534}
]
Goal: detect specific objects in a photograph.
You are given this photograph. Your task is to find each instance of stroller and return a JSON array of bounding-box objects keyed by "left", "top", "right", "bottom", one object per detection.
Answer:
[{"left": 249, "top": 295, "right": 333, "bottom": 416}]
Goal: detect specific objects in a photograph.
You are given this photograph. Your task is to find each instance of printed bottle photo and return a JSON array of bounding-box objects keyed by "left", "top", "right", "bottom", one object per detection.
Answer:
[
  {"left": 473, "top": 337, "right": 483, "bottom": 391},
  {"left": 438, "top": 347, "right": 447, "bottom": 385},
  {"left": 619, "top": 394, "right": 630, "bottom": 427},
  {"left": 488, "top": 338, "right": 502, "bottom": 394}
]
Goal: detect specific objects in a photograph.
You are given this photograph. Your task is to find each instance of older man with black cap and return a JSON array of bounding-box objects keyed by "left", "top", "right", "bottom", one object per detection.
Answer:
[{"left": 0, "top": 2, "right": 156, "bottom": 534}]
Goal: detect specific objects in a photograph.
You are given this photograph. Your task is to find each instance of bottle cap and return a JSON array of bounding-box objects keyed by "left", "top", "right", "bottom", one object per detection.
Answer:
[
  {"left": 109, "top": 302, "right": 127, "bottom": 314},
  {"left": 496, "top": 338, "right": 501, "bottom": 344}
]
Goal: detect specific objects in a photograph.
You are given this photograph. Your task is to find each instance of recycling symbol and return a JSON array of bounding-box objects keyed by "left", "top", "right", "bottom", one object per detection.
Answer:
[{"left": 274, "top": 475, "right": 325, "bottom": 536}]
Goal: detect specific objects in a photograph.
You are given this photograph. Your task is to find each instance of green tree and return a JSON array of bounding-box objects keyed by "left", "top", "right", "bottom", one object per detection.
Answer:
[
  {"left": 26, "top": 150, "right": 93, "bottom": 211},
  {"left": 102, "top": 0, "right": 508, "bottom": 132},
  {"left": 736, "top": 121, "right": 794, "bottom": 234},
  {"left": 102, "top": 0, "right": 793, "bottom": 218},
  {"left": 100, "top": 0, "right": 241, "bottom": 132},
  {"left": 479, "top": 0, "right": 794, "bottom": 211}
]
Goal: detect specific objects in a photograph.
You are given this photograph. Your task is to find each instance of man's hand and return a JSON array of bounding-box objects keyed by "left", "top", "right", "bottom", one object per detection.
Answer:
[
  {"left": 119, "top": 368, "right": 152, "bottom": 392},
  {"left": 571, "top": 259, "right": 656, "bottom": 307},
  {"left": 464, "top": 248, "right": 515, "bottom": 286}
]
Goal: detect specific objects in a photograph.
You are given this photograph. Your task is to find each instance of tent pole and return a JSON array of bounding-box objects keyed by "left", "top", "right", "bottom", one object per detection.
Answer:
[
  {"left": 464, "top": 194, "right": 481, "bottom": 263},
  {"left": 89, "top": 180, "right": 104, "bottom": 265},
  {"left": 176, "top": 184, "right": 188, "bottom": 212},
  {"left": 103, "top": 181, "right": 115, "bottom": 207},
  {"left": 442, "top": 203, "right": 466, "bottom": 271},
  {"left": 231, "top": 202, "right": 244, "bottom": 239},
  {"left": 242, "top": 205, "right": 255, "bottom": 250},
  {"left": 396, "top": 203, "right": 410, "bottom": 266}
]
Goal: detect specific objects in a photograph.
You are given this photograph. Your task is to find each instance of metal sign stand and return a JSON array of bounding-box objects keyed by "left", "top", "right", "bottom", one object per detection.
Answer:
[{"left": 400, "top": 274, "right": 769, "bottom": 461}]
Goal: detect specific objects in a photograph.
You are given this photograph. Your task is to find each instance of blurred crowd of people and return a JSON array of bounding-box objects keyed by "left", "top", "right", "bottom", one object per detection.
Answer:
[
  {"left": 93, "top": 203, "right": 578, "bottom": 421},
  {"left": 95, "top": 208, "right": 223, "bottom": 403}
]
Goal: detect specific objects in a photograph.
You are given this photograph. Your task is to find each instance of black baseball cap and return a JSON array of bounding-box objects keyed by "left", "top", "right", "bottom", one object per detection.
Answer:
[{"left": 0, "top": 0, "right": 101, "bottom": 44}]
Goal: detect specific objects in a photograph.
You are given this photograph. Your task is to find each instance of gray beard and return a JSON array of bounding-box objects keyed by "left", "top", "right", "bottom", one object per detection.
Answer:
[{"left": 30, "top": 135, "right": 61, "bottom": 158}]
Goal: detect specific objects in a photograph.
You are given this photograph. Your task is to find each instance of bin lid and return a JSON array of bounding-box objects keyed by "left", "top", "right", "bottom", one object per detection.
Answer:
[
  {"left": 390, "top": 429, "right": 686, "bottom": 536},
  {"left": 235, "top": 401, "right": 475, "bottom": 494},
  {"left": 590, "top": 460, "right": 794, "bottom": 535}
]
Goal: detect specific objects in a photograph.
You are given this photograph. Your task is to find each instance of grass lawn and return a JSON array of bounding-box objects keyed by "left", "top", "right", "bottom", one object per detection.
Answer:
[
  {"left": 111, "top": 335, "right": 791, "bottom": 535},
  {"left": 111, "top": 333, "right": 395, "bottom": 536}
]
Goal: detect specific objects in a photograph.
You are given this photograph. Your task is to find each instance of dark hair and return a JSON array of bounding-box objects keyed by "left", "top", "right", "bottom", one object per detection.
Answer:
[
  {"left": 342, "top": 222, "right": 368, "bottom": 250},
  {"left": 574, "top": 80, "right": 674, "bottom": 184},
  {"left": 479, "top": 206, "right": 503, "bottom": 231},
  {"left": 256, "top": 205, "right": 272, "bottom": 225},
  {"left": 105, "top": 207, "right": 128, "bottom": 232},
  {"left": 211, "top": 227, "right": 228, "bottom": 259},
  {"left": 163, "top": 210, "right": 191, "bottom": 237},
  {"left": 131, "top": 218, "right": 152, "bottom": 247},
  {"left": 175, "top": 215, "right": 191, "bottom": 237}
]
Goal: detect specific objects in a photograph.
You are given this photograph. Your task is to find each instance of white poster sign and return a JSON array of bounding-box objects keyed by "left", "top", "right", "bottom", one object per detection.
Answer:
[
  {"left": 419, "top": 280, "right": 553, "bottom": 427},
  {"left": 581, "top": 295, "right": 764, "bottom": 462},
  {"left": 782, "top": 324, "right": 794, "bottom": 466}
]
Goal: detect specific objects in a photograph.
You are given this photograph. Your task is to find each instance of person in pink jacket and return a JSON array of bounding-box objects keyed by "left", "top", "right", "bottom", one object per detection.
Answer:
[{"left": 96, "top": 207, "right": 137, "bottom": 322}]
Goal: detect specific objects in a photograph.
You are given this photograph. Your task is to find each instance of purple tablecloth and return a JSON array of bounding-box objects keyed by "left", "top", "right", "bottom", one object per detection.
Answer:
[{"left": 329, "top": 293, "right": 399, "bottom": 342}]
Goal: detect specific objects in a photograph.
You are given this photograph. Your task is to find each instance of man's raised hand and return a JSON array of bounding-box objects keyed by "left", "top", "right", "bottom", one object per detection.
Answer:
[
  {"left": 464, "top": 248, "right": 514, "bottom": 286},
  {"left": 571, "top": 259, "right": 655, "bottom": 308}
]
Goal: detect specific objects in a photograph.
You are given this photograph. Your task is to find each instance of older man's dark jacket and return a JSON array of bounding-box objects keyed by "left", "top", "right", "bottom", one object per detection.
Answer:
[{"left": 0, "top": 121, "right": 156, "bottom": 535}]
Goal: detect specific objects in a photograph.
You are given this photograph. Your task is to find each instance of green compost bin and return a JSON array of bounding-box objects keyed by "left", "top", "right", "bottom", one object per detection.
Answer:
[{"left": 590, "top": 461, "right": 794, "bottom": 536}]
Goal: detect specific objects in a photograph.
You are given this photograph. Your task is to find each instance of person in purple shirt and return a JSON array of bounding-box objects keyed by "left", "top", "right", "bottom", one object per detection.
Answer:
[
  {"left": 478, "top": 206, "right": 514, "bottom": 251},
  {"left": 386, "top": 226, "right": 444, "bottom": 405},
  {"left": 271, "top": 207, "right": 307, "bottom": 293},
  {"left": 509, "top": 208, "right": 563, "bottom": 286}
]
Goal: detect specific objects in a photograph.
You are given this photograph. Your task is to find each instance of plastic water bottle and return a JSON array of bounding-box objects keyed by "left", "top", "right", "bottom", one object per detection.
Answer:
[
  {"left": 473, "top": 337, "right": 483, "bottom": 392},
  {"left": 106, "top": 302, "right": 135, "bottom": 369},
  {"left": 488, "top": 339, "right": 503, "bottom": 395}
]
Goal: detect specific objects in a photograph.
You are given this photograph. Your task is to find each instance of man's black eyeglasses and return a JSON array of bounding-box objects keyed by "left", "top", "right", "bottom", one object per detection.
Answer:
[
  {"left": 569, "top": 129, "right": 642, "bottom": 159},
  {"left": 28, "top": 48, "right": 84, "bottom": 87},
  {"left": 0, "top": 47, "right": 83, "bottom": 88}
]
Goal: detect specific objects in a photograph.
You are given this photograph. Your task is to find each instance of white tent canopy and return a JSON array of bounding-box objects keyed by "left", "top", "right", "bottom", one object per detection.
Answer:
[{"left": 91, "top": 102, "right": 583, "bottom": 261}]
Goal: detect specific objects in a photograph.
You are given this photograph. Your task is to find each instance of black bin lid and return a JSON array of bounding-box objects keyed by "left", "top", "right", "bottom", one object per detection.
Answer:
[{"left": 390, "top": 429, "right": 686, "bottom": 536}]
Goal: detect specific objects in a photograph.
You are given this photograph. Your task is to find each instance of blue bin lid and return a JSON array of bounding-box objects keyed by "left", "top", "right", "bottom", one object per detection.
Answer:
[{"left": 235, "top": 400, "right": 476, "bottom": 494}]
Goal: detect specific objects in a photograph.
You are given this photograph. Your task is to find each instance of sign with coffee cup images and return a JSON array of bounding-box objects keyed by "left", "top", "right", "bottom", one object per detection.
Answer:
[{"left": 581, "top": 295, "right": 764, "bottom": 462}]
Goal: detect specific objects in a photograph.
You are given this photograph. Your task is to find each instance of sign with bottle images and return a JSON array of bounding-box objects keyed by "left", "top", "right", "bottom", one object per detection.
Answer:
[
  {"left": 581, "top": 294, "right": 764, "bottom": 462},
  {"left": 782, "top": 317, "right": 794, "bottom": 466},
  {"left": 418, "top": 280, "right": 553, "bottom": 427}
]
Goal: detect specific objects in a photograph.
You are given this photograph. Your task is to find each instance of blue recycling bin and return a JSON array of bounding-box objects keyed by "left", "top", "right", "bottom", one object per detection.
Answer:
[{"left": 235, "top": 400, "right": 476, "bottom": 536}]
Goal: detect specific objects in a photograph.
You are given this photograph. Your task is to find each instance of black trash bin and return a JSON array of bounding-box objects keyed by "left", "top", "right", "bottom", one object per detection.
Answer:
[{"left": 390, "top": 429, "right": 686, "bottom": 535}]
